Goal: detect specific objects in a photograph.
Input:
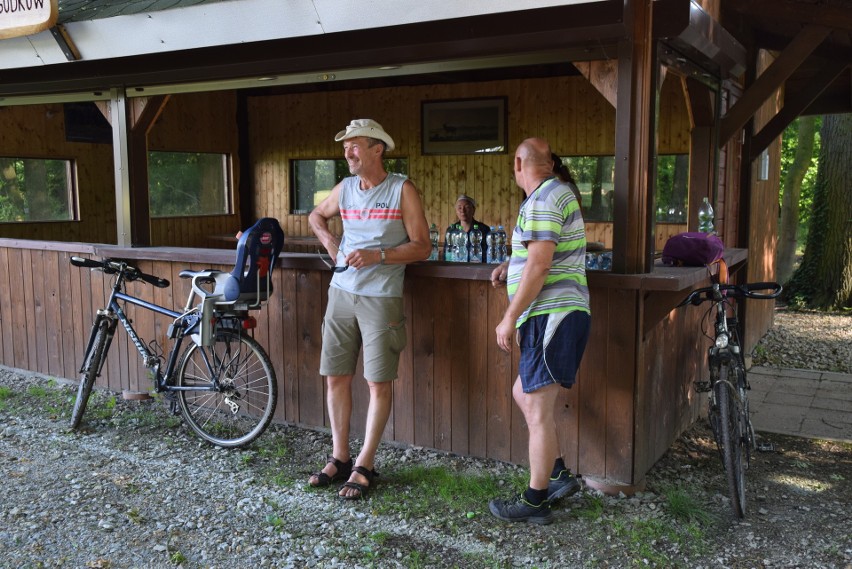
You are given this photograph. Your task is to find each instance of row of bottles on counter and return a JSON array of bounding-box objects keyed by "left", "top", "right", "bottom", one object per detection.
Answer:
[{"left": 431, "top": 223, "right": 508, "bottom": 263}]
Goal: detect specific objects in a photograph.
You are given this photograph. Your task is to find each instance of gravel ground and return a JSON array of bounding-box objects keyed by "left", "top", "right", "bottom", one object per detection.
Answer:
[
  {"left": 1, "top": 308, "right": 850, "bottom": 569},
  {"left": 751, "top": 307, "right": 852, "bottom": 373}
]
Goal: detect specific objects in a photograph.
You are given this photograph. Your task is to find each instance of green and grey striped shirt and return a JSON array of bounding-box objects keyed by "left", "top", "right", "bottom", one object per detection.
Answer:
[{"left": 507, "top": 177, "right": 589, "bottom": 327}]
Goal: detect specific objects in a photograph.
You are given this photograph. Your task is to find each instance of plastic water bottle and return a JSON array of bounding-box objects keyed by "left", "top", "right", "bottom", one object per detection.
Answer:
[
  {"left": 485, "top": 226, "right": 497, "bottom": 264},
  {"left": 698, "top": 197, "right": 715, "bottom": 233},
  {"left": 456, "top": 229, "right": 469, "bottom": 262},
  {"left": 497, "top": 225, "right": 508, "bottom": 263},
  {"left": 429, "top": 223, "right": 439, "bottom": 261},
  {"left": 469, "top": 224, "right": 483, "bottom": 263},
  {"left": 444, "top": 228, "right": 455, "bottom": 262}
]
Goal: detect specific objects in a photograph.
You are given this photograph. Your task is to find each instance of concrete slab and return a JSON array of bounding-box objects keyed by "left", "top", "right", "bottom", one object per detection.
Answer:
[{"left": 747, "top": 366, "right": 852, "bottom": 443}]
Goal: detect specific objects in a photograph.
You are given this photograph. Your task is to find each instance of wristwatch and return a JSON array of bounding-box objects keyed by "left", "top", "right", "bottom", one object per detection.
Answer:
[{"left": 380, "top": 248, "right": 386, "bottom": 265}]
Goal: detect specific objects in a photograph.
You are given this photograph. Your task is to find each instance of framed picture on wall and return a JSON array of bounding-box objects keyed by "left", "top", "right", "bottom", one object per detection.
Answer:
[{"left": 421, "top": 97, "right": 507, "bottom": 155}]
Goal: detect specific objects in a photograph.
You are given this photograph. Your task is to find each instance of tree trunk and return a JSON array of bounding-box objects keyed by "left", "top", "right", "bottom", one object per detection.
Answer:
[
  {"left": 786, "top": 113, "right": 852, "bottom": 310},
  {"left": 776, "top": 116, "right": 815, "bottom": 284}
]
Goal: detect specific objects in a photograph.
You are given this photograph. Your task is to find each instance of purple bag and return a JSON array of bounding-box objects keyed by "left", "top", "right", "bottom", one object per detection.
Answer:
[{"left": 661, "top": 232, "right": 725, "bottom": 267}]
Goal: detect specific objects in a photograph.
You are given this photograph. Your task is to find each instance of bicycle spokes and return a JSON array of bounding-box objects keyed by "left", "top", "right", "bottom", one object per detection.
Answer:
[{"left": 175, "top": 329, "right": 277, "bottom": 448}]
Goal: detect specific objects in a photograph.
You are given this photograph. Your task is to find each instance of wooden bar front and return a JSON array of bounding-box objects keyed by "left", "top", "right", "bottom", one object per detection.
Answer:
[{"left": 0, "top": 238, "right": 745, "bottom": 490}]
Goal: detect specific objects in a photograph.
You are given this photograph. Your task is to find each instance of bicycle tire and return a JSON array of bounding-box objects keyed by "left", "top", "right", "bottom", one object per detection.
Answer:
[
  {"left": 71, "top": 319, "right": 110, "bottom": 429},
  {"left": 174, "top": 329, "right": 277, "bottom": 448},
  {"left": 715, "top": 365, "right": 747, "bottom": 518}
]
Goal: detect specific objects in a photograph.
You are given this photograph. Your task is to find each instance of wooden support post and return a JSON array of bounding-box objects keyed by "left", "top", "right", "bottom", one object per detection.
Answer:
[{"left": 613, "top": 0, "right": 656, "bottom": 274}]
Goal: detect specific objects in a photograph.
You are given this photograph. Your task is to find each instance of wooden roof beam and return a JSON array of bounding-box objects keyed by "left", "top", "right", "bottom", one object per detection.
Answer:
[
  {"left": 748, "top": 58, "right": 849, "bottom": 163},
  {"left": 725, "top": 0, "right": 852, "bottom": 31},
  {"left": 719, "top": 24, "right": 831, "bottom": 146}
]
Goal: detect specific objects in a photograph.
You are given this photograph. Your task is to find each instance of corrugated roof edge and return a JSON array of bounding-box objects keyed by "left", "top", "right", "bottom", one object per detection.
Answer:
[{"left": 57, "top": 0, "right": 232, "bottom": 24}]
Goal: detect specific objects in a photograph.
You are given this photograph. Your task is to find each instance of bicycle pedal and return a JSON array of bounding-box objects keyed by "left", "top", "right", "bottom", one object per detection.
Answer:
[
  {"left": 694, "top": 381, "right": 712, "bottom": 393},
  {"left": 756, "top": 441, "right": 775, "bottom": 452},
  {"left": 164, "top": 392, "right": 181, "bottom": 415}
]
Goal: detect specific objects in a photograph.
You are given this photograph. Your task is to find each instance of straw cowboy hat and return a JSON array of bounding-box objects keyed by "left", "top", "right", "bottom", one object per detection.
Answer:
[{"left": 334, "top": 119, "right": 396, "bottom": 151}]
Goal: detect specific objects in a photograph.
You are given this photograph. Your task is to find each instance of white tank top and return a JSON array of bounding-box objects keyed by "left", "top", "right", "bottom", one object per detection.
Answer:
[{"left": 331, "top": 172, "right": 409, "bottom": 297}]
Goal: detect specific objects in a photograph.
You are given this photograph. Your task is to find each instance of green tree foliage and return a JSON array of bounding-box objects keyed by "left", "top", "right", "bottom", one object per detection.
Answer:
[
  {"left": 777, "top": 116, "right": 817, "bottom": 284},
  {"left": 779, "top": 117, "right": 822, "bottom": 241},
  {"left": 0, "top": 158, "right": 71, "bottom": 222},
  {"left": 148, "top": 152, "right": 228, "bottom": 217}
]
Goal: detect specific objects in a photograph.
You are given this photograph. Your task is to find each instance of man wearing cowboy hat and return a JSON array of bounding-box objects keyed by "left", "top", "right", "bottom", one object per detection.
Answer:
[{"left": 308, "top": 119, "right": 431, "bottom": 500}]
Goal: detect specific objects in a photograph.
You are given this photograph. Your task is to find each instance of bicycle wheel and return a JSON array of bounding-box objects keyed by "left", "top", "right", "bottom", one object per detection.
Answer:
[
  {"left": 715, "top": 364, "right": 747, "bottom": 518},
  {"left": 734, "top": 362, "right": 755, "bottom": 463},
  {"left": 71, "top": 319, "right": 110, "bottom": 429},
  {"left": 174, "top": 329, "right": 277, "bottom": 448}
]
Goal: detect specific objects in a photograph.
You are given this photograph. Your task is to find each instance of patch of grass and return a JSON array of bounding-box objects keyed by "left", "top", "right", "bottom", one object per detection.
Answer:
[
  {"left": 126, "top": 508, "right": 144, "bottom": 523},
  {"left": 255, "top": 436, "right": 290, "bottom": 460},
  {"left": 608, "top": 517, "right": 702, "bottom": 568},
  {"left": 575, "top": 493, "right": 605, "bottom": 520},
  {"left": 664, "top": 486, "right": 713, "bottom": 526},
  {"left": 0, "top": 385, "right": 12, "bottom": 401},
  {"left": 265, "top": 513, "right": 284, "bottom": 531},
  {"left": 370, "top": 465, "right": 527, "bottom": 518},
  {"left": 91, "top": 395, "right": 117, "bottom": 420},
  {"left": 168, "top": 550, "right": 187, "bottom": 566}
]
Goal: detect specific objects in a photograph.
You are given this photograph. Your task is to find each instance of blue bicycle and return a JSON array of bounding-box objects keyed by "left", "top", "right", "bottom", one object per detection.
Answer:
[{"left": 70, "top": 218, "right": 284, "bottom": 448}]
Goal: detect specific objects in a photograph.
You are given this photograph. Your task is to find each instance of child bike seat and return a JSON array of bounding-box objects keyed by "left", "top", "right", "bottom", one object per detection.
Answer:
[{"left": 180, "top": 217, "right": 285, "bottom": 309}]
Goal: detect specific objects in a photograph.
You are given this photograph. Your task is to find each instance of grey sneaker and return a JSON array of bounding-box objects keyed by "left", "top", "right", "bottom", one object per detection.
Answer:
[
  {"left": 488, "top": 495, "right": 553, "bottom": 525},
  {"left": 547, "top": 469, "right": 581, "bottom": 502}
]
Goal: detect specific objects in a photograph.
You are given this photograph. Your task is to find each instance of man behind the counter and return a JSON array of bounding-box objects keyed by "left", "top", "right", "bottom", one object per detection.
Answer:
[{"left": 443, "top": 194, "right": 491, "bottom": 263}]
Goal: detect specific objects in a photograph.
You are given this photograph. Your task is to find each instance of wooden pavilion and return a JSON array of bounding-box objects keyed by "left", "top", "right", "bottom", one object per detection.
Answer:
[{"left": 1, "top": 0, "right": 849, "bottom": 492}]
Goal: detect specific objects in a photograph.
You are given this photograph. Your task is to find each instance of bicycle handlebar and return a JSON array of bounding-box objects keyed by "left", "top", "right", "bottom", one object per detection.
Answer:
[
  {"left": 70, "top": 256, "right": 170, "bottom": 288},
  {"left": 677, "top": 281, "right": 782, "bottom": 308}
]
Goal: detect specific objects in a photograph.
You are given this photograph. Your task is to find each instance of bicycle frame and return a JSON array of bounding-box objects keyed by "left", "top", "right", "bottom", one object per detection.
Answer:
[
  {"left": 706, "top": 285, "right": 743, "bottom": 387},
  {"left": 81, "top": 267, "right": 216, "bottom": 395}
]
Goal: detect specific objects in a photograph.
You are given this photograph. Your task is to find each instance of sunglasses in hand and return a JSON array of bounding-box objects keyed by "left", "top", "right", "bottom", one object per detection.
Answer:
[{"left": 318, "top": 249, "right": 349, "bottom": 273}]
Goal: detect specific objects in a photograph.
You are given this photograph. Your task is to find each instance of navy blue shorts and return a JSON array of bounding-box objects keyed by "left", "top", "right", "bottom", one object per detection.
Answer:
[{"left": 518, "top": 311, "right": 591, "bottom": 393}]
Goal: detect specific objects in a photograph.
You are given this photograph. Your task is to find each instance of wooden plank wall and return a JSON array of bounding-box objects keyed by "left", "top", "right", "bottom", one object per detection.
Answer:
[
  {"left": 0, "top": 103, "right": 116, "bottom": 243},
  {"left": 0, "top": 240, "right": 713, "bottom": 485},
  {"left": 249, "top": 74, "right": 690, "bottom": 249},
  {"left": 744, "top": 50, "right": 782, "bottom": 349}
]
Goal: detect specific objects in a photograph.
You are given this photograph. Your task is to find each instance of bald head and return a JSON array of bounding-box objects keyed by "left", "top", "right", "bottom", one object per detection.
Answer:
[{"left": 514, "top": 137, "right": 555, "bottom": 194}]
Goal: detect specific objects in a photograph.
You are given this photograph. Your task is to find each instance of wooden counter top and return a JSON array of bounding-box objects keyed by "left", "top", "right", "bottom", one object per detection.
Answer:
[{"left": 0, "top": 238, "right": 745, "bottom": 294}]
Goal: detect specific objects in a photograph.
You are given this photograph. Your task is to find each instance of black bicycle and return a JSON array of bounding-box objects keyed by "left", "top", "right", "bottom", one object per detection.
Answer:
[
  {"left": 70, "top": 218, "right": 284, "bottom": 448},
  {"left": 678, "top": 279, "right": 782, "bottom": 518}
]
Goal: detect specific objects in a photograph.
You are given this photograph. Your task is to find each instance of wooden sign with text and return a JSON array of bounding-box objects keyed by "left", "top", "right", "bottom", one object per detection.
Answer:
[{"left": 0, "top": 0, "right": 58, "bottom": 40}]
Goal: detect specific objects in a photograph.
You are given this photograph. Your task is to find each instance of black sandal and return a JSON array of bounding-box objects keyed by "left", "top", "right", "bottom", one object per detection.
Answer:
[
  {"left": 339, "top": 465, "right": 378, "bottom": 500},
  {"left": 308, "top": 456, "right": 352, "bottom": 488}
]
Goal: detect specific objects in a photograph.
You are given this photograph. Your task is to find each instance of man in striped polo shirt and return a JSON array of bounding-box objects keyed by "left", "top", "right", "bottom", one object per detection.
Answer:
[{"left": 489, "top": 137, "right": 591, "bottom": 525}]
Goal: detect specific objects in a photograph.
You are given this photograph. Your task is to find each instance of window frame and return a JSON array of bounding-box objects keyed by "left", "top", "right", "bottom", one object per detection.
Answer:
[
  {"left": 147, "top": 150, "right": 233, "bottom": 219},
  {"left": 0, "top": 155, "right": 79, "bottom": 224},
  {"left": 289, "top": 156, "right": 409, "bottom": 215}
]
